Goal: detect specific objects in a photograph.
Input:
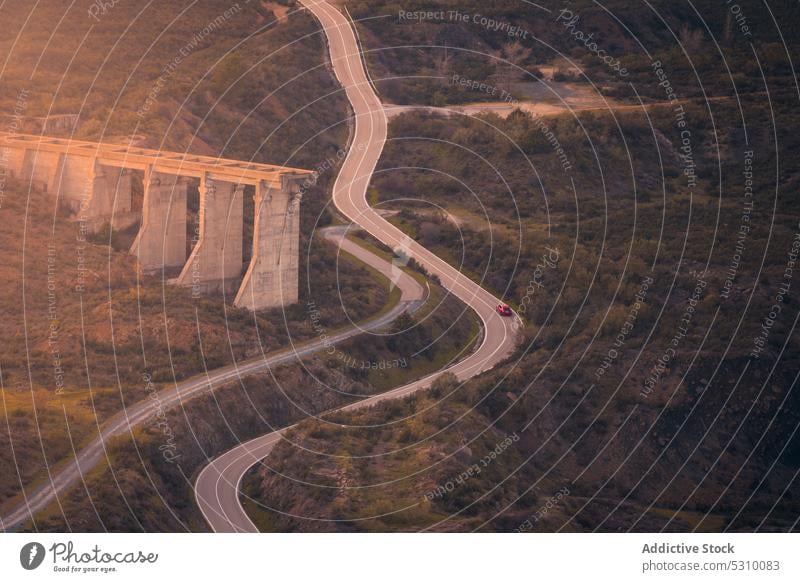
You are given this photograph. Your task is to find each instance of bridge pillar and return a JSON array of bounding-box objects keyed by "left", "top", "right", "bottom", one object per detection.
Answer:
[
  {"left": 176, "top": 174, "right": 243, "bottom": 294},
  {"left": 234, "top": 176, "right": 302, "bottom": 311},
  {"left": 52, "top": 156, "right": 136, "bottom": 233},
  {"left": 78, "top": 164, "right": 136, "bottom": 231},
  {"left": 55, "top": 154, "right": 100, "bottom": 213},
  {"left": 1, "top": 145, "right": 26, "bottom": 178},
  {"left": 1, "top": 146, "right": 135, "bottom": 232},
  {"left": 108, "top": 168, "right": 136, "bottom": 231},
  {"left": 130, "top": 167, "right": 188, "bottom": 272},
  {"left": 18, "top": 148, "right": 62, "bottom": 191}
]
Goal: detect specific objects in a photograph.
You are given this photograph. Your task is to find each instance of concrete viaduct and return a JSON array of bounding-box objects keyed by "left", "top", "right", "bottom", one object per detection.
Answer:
[{"left": 0, "top": 132, "right": 314, "bottom": 311}]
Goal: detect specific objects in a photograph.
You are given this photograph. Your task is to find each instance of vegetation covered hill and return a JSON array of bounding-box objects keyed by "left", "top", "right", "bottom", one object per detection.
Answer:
[
  {"left": 250, "top": 0, "right": 797, "bottom": 532},
  {"left": 346, "top": 0, "right": 800, "bottom": 105},
  {"left": 0, "top": 0, "right": 366, "bottom": 515},
  {"left": 0, "top": 172, "right": 389, "bottom": 510},
  {"left": 4, "top": 0, "right": 800, "bottom": 533},
  {"left": 0, "top": 0, "right": 344, "bottom": 168},
  {"left": 243, "top": 27, "right": 800, "bottom": 530},
  {"left": 24, "top": 265, "right": 479, "bottom": 532}
]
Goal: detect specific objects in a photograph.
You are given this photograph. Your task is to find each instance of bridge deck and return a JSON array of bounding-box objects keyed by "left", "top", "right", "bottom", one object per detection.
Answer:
[{"left": 0, "top": 132, "right": 313, "bottom": 186}]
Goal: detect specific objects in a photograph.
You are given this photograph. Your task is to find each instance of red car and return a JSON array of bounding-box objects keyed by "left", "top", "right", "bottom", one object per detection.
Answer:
[{"left": 496, "top": 303, "right": 513, "bottom": 316}]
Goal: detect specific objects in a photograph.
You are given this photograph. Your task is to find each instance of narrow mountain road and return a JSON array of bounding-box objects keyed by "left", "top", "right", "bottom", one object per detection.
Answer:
[
  {"left": 193, "top": 0, "right": 520, "bottom": 533},
  {"left": 0, "top": 226, "right": 423, "bottom": 532}
]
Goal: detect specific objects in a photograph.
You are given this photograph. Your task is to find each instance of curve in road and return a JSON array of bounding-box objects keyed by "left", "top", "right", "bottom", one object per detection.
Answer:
[
  {"left": 193, "top": 0, "right": 520, "bottom": 533},
  {"left": 0, "top": 226, "right": 423, "bottom": 532}
]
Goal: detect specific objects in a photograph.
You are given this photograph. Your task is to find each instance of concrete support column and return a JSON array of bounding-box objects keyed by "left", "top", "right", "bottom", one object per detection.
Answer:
[
  {"left": 177, "top": 174, "right": 244, "bottom": 293},
  {"left": 48, "top": 156, "right": 136, "bottom": 233},
  {"left": 109, "top": 168, "right": 136, "bottom": 230},
  {"left": 56, "top": 154, "right": 99, "bottom": 213},
  {"left": 234, "top": 176, "right": 302, "bottom": 311},
  {"left": 21, "top": 148, "right": 62, "bottom": 191},
  {"left": 130, "top": 167, "right": 188, "bottom": 272},
  {"left": 84, "top": 164, "right": 136, "bottom": 229},
  {"left": 82, "top": 164, "right": 136, "bottom": 231},
  {"left": 1, "top": 145, "right": 27, "bottom": 178}
]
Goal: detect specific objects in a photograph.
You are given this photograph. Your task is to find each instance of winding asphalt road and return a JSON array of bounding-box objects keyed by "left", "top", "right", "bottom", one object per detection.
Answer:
[
  {"left": 0, "top": 226, "right": 424, "bottom": 532},
  {"left": 193, "top": 0, "right": 520, "bottom": 533}
]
